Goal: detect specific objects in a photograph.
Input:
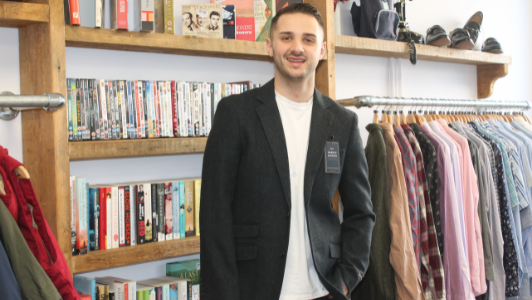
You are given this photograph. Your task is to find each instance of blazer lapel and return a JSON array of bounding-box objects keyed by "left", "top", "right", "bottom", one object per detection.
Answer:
[
  {"left": 304, "top": 91, "right": 333, "bottom": 204},
  {"left": 255, "top": 79, "right": 292, "bottom": 209}
]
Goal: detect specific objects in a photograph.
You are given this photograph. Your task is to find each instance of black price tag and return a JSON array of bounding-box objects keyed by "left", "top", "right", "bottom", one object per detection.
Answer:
[{"left": 325, "top": 142, "right": 340, "bottom": 174}]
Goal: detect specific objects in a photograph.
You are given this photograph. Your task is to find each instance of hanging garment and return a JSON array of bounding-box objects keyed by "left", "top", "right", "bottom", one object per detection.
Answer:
[
  {"left": 352, "top": 124, "right": 395, "bottom": 300},
  {"left": 379, "top": 122, "right": 424, "bottom": 300},
  {"left": 0, "top": 146, "right": 79, "bottom": 300},
  {"left": 410, "top": 123, "right": 445, "bottom": 257},
  {"left": 402, "top": 124, "right": 445, "bottom": 300},
  {"left": 0, "top": 198, "right": 61, "bottom": 299},
  {"left": 437, "top": 119, "right": 487, "bottom": 296},
  {"left": 471, "top": 122, "right": 520, "bottom": 297},
  {"left": 0, "top": 239, "right": 22, "bottom": 300},
  {"left": 420, "top": 123, "right": 471, "bottom": 300}
]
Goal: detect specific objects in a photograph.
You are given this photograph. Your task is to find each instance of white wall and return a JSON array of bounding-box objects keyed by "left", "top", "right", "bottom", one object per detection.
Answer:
[{"left": 0, "top": 0, "right": 530, "bottom": 280}]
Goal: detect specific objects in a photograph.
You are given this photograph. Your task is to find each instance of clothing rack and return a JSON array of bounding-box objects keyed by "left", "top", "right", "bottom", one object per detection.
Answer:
[
  {"left": 0, "top": 92, "right": 65, "bottom": 120},
  {"left": 337, "top": 96, "right": 531, "bottom": 111}
]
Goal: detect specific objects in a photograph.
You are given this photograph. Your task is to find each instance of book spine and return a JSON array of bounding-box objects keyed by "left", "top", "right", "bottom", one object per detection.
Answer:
[
  {"left": 207, "top": 82, "right": 213, "bottom": 136},
  {"left": 137, "top": 184, "right": 145, "bottom": 244},
  {"left": 130, "top": 185, "right": 137, "bottom": 246},
  {"left": 179, "top": 181, "right": 185, "bottom": 238},
  {"left": 113, "top": 81, "right": 120, "bottom": 139},
  {"left": 160, "top": 81, "right": 165, "bottom": 137},
  {"left": 70, "top": 176, "right": 78, "bottom": 254},
  {"left": 130, "top": 81, "right": 137, "bottom": 139},
  {"left": 64, "top": 0, "right": 71, "bottom": 25},
  {"left": 163, "top": 182, "right": 173, "bottom": 240},
  {"left": 144, "top": 81, "right": 152, "bottom": 138},
  {"left": 120, "top": 81, "right": 128, "bottom": 139},
  {"left": 185, "top": 181, "right": 194, "bottom": 237},
  {"left": 94, "top": 79, "right": 102, "bottom": 140},
  {"left": 151, "top": 184, "right": 158, "bottom": 242},
  {"left": 164, "top": 0, "right": 174, "bottom": 34},
  {"left": 88, "top": 187, "right": 96, "bottom": 250},
  {"left": 144, "top": 183, "right": 152, "bottom": 242},
  {"left": 157, "top": 183, "right": 166, "bottom": 241},
  {"left": 166, "top": 81, "right": 172, "bottom": 137},
  {"left": 119, "top": 186, "right": 126, "bottom": 247},
  {"left": 95, "top": 0, "right": 103, "bottom": 27},
  {"left": 112, "top": 186, "right": 119, "bottom": 248},
  {"left": 192, "top": 82, "right": 199, "bottom": 137},
  {"left": 99, "top": 187, "right": 107, "bottom": 249},
  {"left": 194, "top": 180, "right": 201, "bottom": 236},
  {"left": 108, "top": 81, "right": 116, "bottom": 139},
  {"left": 140, "top": 0, "right": 154, "bottom": 32},
  {"left": 77, "top": 178, "right": 88, "bottom": 254},
  {"left": 200, "top": 83, "right": 205, "bottom": 136},
  {"left": 76, "top": 79, "right": 82, "bottom": 140},
  {"left": 127, "top": 81, "right": 135, "bottom": 139},
  {"left": 171, "top": 81, "right": 177, "bottom": 137},
  {"left": 69, "top": 0, "right": 81, "bottom": 25},
  {"left": 125, "top": 186, "right": 131, "bottom": 246},
  {"left": 135, "top": 81, "right": 144, "bottom": 138},
  {"left": 154, "top": 81, "right": 161, "bottom": 138},
  {"left": 179, "top": 82, "right": 187, "bottom": 137},
  {"left": 117, "top": 0, "right": 128, "bottom": 29},
  {"left": 83, "top": 79, "right": 90, "bottom": 140},
  {"left": 186, "top": 83, "right": 193, "bottom": 137},
  {"left": 89, "top": 79, "right": 96, "bottom": 140},
  {"left": 106, "top": 187, "right": 112, "bottom": 249},
  {"left": 106, "top": 81, "right": 112, "bottom": 140},
  {"left": 67, "top": 79, "right": 73, "bottom": 141},
  {"left": 71, "top": 79, "right": 78, "bottom": 141},
  {"left": 117, "top": 81, "right": 123, "bottom": 139},
  {"left": 171, "top": 182, "right": 179, "bottom": 240}
]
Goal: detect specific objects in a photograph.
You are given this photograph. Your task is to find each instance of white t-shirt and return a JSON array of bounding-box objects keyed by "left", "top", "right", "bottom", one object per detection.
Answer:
[{"left": 275, "top": 91, "right": 329, "bottom": 300}]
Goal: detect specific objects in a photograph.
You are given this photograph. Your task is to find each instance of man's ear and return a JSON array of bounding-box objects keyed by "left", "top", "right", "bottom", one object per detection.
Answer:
[
  {"left": 320, "top": 41, "right": 326, "bottom": 60},
  {"left": 266, "top": 38, "right": 273, "bottom": 57}
]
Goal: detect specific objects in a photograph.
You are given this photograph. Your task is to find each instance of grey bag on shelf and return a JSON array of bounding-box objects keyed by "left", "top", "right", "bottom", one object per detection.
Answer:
[{"left": 351, "top": 0, "right": 399, "bottom": 41}]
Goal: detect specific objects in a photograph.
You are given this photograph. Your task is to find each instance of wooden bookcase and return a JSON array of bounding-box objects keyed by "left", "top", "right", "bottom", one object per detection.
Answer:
[{"left": 1, "top": 0, "right": 510, "bottom": 274}]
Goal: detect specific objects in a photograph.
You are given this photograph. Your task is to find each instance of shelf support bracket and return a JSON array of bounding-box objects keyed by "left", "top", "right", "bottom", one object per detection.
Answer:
[{"left": 477, "top": 64, "right": 508, "bottom": 99}]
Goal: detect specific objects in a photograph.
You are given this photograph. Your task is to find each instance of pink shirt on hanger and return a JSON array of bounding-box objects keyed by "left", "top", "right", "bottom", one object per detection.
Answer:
[{"left": 436, "top": 119, "right": 486, "bottom": 296}]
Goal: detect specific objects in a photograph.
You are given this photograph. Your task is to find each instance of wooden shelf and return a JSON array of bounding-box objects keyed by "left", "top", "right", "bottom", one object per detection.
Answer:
[
  {"left": 335, "top": 35, "right": 511, "bottom": 66},
  {"left": 69, "top": 137, "right": 207, "bottom": 161},
  {"left": 65, "top": 25, "right": 272, "bottom": 61},
  {"left": 0, "top": 1, "right": 49, "bottom": 28},
  {"left": 72, "top": 236, "right": 200, "bottom": 273}
]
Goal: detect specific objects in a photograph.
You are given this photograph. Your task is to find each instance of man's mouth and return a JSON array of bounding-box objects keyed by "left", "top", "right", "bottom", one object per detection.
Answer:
[{"left": 286, "top": 57, "right": 306, "bottom": 66}]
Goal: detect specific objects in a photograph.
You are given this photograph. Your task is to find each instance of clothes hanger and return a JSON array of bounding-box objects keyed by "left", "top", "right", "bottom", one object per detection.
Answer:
[
  {"left": 0, "top": 174, "right": 5, "bottom": 195},
  {"left": 373, "top": 110, "right": 379, "bottom": 124},
  {"left": 406, "top": 110, "right": 416, "bottom": 124},
  {"left": 400, "top": 110, "right": 407, "bottom": 125}
]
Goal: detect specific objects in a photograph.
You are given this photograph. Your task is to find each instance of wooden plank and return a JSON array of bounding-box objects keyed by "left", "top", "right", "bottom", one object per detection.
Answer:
[
  {"left": 69, "top": 137, "right": 208, "bottom": 160},
  {"left": 19, "top": 0, "right": 71, "bottom": 269},
  {"left": 306, "top": 0, "right": 335, "bottom": 99},
  {"left": 65, "top": 26, "right": 273, "bottom": 61},
  {"left": 0, "top": 1, "right": 49, "bottom": 28},
  {"left": 72, "top": 237, "right": 201, "bottom": 273},
  {"left": 477, "top": 64, "right": 508, "bottom": 99},
  {"left": 335, "top": 35, "right": 512, "bottom": 66}
]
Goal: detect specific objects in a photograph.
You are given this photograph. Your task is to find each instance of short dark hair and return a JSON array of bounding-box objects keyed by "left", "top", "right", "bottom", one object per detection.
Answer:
[
  {"left": 210, "top": 11, "right": 220, "bottom": 18},
  {"left": 183, "top": 12, "right": 192, "bottom": 19},
  {"left": 271, "top": 3, "right": 324, "bottom": 36}
]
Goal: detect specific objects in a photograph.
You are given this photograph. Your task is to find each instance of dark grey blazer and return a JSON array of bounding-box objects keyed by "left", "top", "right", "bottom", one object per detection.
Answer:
[{"left": 200, "top": 79, "right": 375, "bottom": 300}]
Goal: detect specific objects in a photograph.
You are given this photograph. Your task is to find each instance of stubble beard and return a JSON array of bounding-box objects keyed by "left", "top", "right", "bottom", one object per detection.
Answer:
[{"left": 272, "top": 51, "right": 315, "bottom": 82}]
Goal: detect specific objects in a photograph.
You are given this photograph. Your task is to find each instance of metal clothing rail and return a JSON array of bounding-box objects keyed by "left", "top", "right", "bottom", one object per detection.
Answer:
[
  {"left": 337, "top": 96, "right": 531, "bottom": 111},
  {"left": 0, "top": 92, "right": 65, "bottom": 121}
]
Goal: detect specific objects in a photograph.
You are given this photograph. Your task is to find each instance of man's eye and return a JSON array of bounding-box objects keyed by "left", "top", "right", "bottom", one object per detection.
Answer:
[
  {"left": 305, "top": 39, "right": 314, "bottom": 43},
  {"left": 282, "top": 36, "right": 291, "bottom": 41}
]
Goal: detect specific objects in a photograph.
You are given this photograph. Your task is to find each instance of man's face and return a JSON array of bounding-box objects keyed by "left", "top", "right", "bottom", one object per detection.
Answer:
[
  {"left": 183, "top": 14, "right": 191, "bottom": 26},
  {"left": 266, "top": 13, "right": 325, "bottom": 82},
  {"left": 197, "top": 15, "right": 206, "bottom": 27},
  {"left": 210, "top": 15, "right": 219, "bottom": 27}
]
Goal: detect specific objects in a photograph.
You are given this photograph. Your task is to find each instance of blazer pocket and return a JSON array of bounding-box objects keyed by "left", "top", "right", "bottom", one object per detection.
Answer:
[
  {"left": 235, "top": 245, "right": 257, "bottom": 261},
  {"left": 329, "top": 243, "right": 342, "bottom": 259},
  {"left": 233, "top": 224, "right": 259, "bottom": 238}
]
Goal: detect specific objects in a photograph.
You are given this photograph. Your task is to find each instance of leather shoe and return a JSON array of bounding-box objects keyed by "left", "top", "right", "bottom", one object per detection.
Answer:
[
  {"left": 426, "top": 25, "right": 451, "bottom": 47},
  {"left": 449, "top": 28, "right": 475, "bottom": 50},
  {"left": 464, "top": 11, "right": 483, "bottom": 44},
  {"left": 482, "top": 37, "right": 503, "bottom": 54}
]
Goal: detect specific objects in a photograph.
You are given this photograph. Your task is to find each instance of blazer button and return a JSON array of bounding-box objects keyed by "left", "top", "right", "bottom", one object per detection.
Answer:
[
  {"left": 280, "top": 251, "right": 286, "bottom": 256},
  {"left": 286, "top": 211, "right": 290, "bottom": 218}
]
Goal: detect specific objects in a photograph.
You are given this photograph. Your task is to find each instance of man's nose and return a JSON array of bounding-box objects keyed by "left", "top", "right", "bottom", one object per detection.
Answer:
[{"left": 290, "top": 39, "right": 304, "bottom": 55}]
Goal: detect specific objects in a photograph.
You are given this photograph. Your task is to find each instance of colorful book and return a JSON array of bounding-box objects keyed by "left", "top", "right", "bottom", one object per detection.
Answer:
[
  {"left": 194, "top": 180, "right": 200, "bottom": 236},
  {"left": 76, "top": 177, "right": 88, "bottom": 255},
  {"left": 151, "top": 183, "right": 158, "bottom": 242},
  {"left": 70, "top": 176, "right": 78, "bottom": 255},
  {"left": 137, "top": 184, "right": 146, "bottom": 244},
  {"left": 140, "top": 0, "right": 154, "bottom": 31},
  {"left": 99, "top": 187, "right": 108, "bottom": 249},
  {"left": 184, "top": 181, "right": 195, "bottom": 237},
  {"left": 69, "top": 0, "right": 81, "bottom": 25},
  {"left": 222, "top": 5, "right": 235, "bottom": 39},
  {"left": 254, "top": 0, "right": 275, "bottom": 41},
  {"left": 110, "top": 0, "right": 128, "bottom": 29},
  {"left": 89, "top": 187, "right": 100, "bottom": 250},
  {"left": 164, "top": 182, "right": 173, "bottom": 241},
  {"left": 179, "top": 181, "right": 185, "bottom": 238},
  {"left": 144, "top": 183, "right": 153, "bottom": 242},
  {"left": 157, "top": 183, "right": 165, "bottom": 242},
  {"left": 96, "top": 283, "right": 110, "bottom": 300},
  {"left": 211, "top": 0, "right": 254, "bottom": 40},
  {"left": 124, "top": 186, "right": 132, "bottom": 246},
  {"left": 171, "top": 182, "right": 180, "bottom": 239},
  {"left": 112, "top": 186, "right": 119, "bottom": 248},
  {"left": 74, "top": 276, "right": 96, "bottom": 300},
  {"left": 130, "top": 185, "right": 137, "bottom": 246},
  {"left": 182, "top": 4, "right": 223, "bottom": 38},
  {"left": 119, "top": 186, "right": 126, "bottom": 247},
  {"left": 163, "top": 0, "right": 174, "bottom": 34}
]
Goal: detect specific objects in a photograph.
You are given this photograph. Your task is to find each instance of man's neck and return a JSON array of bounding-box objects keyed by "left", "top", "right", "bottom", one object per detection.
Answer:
[{"left": 274, "top": 74, "right": 315, "bottom": 104}]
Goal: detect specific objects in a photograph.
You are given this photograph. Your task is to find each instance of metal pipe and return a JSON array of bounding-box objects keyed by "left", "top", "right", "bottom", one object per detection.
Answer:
[
  {"left": 0, "top": 92, "right": 65, "bottom": 120},
  {"left": 337, "top": 96, "right": 531, "bottom": 110}
]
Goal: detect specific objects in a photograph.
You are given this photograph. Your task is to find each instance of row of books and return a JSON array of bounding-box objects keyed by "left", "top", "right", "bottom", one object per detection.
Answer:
[
  {"left": 70, "top": 177, "right": 201, "bottom": 255},
  {"left": 65, "top": 0, "right": 299, "bottom": 40},
  {"left": 74, "top": 259, "right": 200, "bottom": 300},
  {"left": 66, "top": 78, "right": 258, "bottom": 141}
]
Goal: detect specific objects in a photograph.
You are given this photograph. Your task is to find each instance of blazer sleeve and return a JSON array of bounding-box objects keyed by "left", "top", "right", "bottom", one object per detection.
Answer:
[
  {"left": 200, "top": 99, "right": 242, "bottom": 300},
  {"left": 336, "top": 112, "right": 375, "bottom": 293}
]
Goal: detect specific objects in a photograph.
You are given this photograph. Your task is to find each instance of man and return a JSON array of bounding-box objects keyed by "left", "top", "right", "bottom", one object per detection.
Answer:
[
  {"left": 200, "top": 3, "right": 374, "bottom": 300},
  {"left": 196, "top": 11, "right": 208, "bottom": 31},
  {"left": 208, "top": 11, "right": 220, "bottom": 31},
  {"left": 182, "top": 12, "right": 197, "bottom": 32}
]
